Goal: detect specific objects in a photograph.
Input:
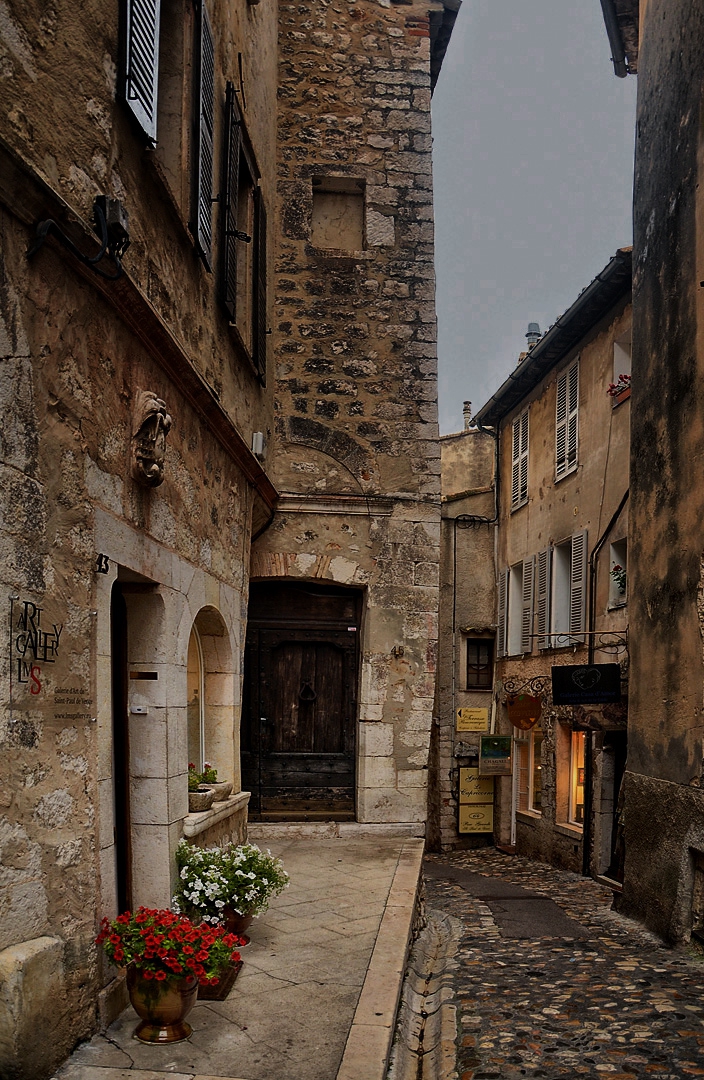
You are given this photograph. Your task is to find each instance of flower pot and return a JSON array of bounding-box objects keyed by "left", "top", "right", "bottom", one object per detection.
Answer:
[
  {"left": 613, "top": 386, "right": 631, "bottom": 406},
  {"left": 202, "top": 780, "right": 233, "bottom": 802},
  {"left": 126, "top": 965, "right": 199, "bottom": 1043},
  {"left": 197, "top": 957, "right": 243, "bottom": 1001},
  {"left": 188, "top": 786, "right": 214, "bottom": 812},
  {"left": 222, "top": 907, "right": 254, "bottom": 942}
]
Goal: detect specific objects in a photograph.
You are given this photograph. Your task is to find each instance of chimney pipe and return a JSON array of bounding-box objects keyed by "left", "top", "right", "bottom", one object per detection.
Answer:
[{"left": 463, "top": 401, "right": 473, "bottom": 430}]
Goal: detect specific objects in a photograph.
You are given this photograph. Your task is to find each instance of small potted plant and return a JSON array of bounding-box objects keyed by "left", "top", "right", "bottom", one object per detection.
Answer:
[
  {"left": 96, "top": 907, "right": 244, "bottom": 1042},
  {"left": 173, "top": 839, "right": 289, "bottom": 939},
  {"left": 188, "top": 764, "right": 214, "bottom": 813},
  {"left": 607, "top": 372, "right": 631, "bottom": 405},
  {"left": 200, "top": 762, "right": 233, "bottom": 803},
  {"left": 611, "top": 563, "right": 627, "bottom": 595}
]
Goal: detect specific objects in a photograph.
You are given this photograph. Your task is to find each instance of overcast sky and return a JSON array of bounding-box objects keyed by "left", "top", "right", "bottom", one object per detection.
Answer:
[{"left": 431, "top": 0, "right": 637, "bottom": 434}]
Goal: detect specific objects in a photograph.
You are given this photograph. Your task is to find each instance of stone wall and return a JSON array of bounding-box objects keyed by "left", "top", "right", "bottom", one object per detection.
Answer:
[{"left": 251, "top": 0, "right": 447, "bottom": 824}]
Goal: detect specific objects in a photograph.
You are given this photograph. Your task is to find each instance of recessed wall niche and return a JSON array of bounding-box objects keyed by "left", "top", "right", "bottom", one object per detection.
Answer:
[{"left": 311, "top": 176, "right": 365, "bottom": 251}]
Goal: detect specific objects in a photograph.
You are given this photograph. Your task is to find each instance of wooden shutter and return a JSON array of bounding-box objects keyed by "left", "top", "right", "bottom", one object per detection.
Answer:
[
  {"left": 516, "top": 740, "right": 529, "bottom": 811},
  {"left": 556, "top": 359, "right": 579, "bottom": 479},
  {"left": 497, "top": 568, "right": 509, "bottom": 658},
  {"left": 123, "top": 0, "right": 161, "bottom": 142},
  {"left": 511, "top": 410, "right": 529, "bottom": 509},
  {"left": 536, "top": 546, "right": 552, "bottom": 650},
  {"left": 220, "top": 81, "right": 241, "bottom": 320},
  {"left": 520, "top": 556, "right": 535, "bottom": 653},
  {"left": 193, "top": 0, "right": 215, "bottom": 268},
  {"left": 253, "top": 186, "right": 267, "bottom": 384},
  {"left": 569, "top": 529, "right": 588, "bottom": 643}
]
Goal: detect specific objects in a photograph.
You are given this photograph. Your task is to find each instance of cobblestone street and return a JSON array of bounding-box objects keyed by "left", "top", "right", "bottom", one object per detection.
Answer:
[{"left": 424, "top": 850, "right": 704, "bottom": 1080}]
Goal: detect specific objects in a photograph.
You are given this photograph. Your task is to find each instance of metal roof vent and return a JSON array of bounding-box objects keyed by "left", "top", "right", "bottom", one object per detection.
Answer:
[{"left": 526, "top": 322, "right": 542, "bottom": 348}]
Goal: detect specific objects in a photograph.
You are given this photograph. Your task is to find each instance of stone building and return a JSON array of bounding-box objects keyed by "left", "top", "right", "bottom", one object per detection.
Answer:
[
  {"left": 597, "top": 0, "right": 704, "bottom": 946},
  {"left": 473, "top": 251, "right": 632, "bottom": 878},
  {"left": 428, "top": 408, "right": 497, "bottom": 850},
  {"left": 247, "top": 0, "right": 459, "bottom": 828},
  {"left": 0, "top": 0, "right": 457, "bottom": 1075}
]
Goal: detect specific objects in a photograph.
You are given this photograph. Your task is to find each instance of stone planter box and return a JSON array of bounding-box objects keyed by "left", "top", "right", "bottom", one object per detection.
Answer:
[
  {"left": 203, "top": 780, "right": 233, "bottom": 802},
  {"left": 188, "top": 787, "right": 215, "bottom": 813}
]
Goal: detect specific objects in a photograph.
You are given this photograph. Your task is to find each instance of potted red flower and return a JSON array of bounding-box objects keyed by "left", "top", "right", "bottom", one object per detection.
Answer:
[{"left": 96, "top": 907, "right": 244, "bottom": 1043}]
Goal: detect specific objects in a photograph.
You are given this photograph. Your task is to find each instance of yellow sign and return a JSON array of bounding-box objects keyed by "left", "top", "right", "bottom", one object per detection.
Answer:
[
  {"left": 459, "top": 767, "right": 494, "bottom": 804},
  {"left": 456, "top": 707, "right": 489, "bottom": 732},
  {"left": 459, "top": 802, "right": 494, "bottom": 834}
]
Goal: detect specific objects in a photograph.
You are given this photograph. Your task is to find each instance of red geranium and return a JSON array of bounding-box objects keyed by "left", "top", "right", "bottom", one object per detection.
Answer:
[{"left": 96, "top": 907, "right": 245, "bottom": 985}]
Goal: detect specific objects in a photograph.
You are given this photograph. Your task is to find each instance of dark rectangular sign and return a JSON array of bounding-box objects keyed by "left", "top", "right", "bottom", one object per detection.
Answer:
[{"left": 551, "top": 664, "right": 621, "bottom": 705}]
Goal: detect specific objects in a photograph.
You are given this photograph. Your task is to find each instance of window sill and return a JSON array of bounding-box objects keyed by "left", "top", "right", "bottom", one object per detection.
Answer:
[
  {"left": 516, "top": 809, "right": 541, "bottom": 826},
  {"left": 555, "top": 821, "right": 583, "bottom": 838},
  {"left": 464, "top": 687, "right": 493, "bottom": 694},
  {"left": 608, "top": 599, "right": 627, "bottom": 610},
  {"left": 182, "top": 791, "right": 251, "bottom": 838}
]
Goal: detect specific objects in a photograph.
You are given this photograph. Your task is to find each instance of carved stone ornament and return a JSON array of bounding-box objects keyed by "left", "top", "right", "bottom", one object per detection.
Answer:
[{"left": 131, "top": 390, "right": 172, "bottom": 487}]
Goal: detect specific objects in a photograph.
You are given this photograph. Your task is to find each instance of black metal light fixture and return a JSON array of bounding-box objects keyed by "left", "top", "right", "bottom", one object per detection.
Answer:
[{"left": 28, "top": 195, "right": 130, "bottom": 280}]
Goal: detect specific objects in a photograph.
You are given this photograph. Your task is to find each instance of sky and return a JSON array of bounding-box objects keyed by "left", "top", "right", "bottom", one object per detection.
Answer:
[{"left": 431, "top": 0, "right": 638, "bottom": 435}]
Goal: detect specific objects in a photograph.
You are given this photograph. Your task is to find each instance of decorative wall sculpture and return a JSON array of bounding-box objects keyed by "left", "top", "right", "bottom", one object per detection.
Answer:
[{"left": 131, "top": 390, "right": 172, "bottom": 487}]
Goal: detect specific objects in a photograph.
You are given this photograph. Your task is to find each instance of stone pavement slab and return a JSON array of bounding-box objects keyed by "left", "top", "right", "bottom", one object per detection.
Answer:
[
  {"left": 425, "top": 848, "right": 704, "bottom": 1080},
  {"left": 52, "top": 837, "right": 423, "bottom": 1080}
]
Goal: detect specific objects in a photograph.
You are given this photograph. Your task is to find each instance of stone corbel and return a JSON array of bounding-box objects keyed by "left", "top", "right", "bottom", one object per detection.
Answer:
[{"left": 131, "top": 390, "right": 172, "bottom": 487}]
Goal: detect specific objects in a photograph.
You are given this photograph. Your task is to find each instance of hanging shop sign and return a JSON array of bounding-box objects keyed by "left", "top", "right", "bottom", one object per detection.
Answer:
[
  {"left": 479, "top": 734, "right": 512, "bottom": 776},
  {"left": 551, "top": 664, "right": 621, "bottom": 706},
  {"left": 506, "top": 694, "right": 541, "bottom": 730},
  {"left": 456, "top": 707, "right": 489, "bottom": 732}
]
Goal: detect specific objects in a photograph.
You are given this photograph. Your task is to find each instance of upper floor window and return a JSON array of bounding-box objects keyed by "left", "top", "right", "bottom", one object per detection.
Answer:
[
  {"left": 511, "top": 409, "right": 529, "bottom": 510},
  {"left": 497, "top": 558, "right": 535, "bottom": 658},
  {"left": 466, "top": 638, "right": 494, "bottom": 690},
  {"left": 556, "top": 359, "right": 579, "bottom": 480}
]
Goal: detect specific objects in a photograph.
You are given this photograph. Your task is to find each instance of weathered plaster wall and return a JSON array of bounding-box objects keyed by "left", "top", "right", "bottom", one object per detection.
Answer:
[
  {"left": 251, "top": 0, "right": 444, "bottom": 824},
  {"left": 493, "top": 303, "right": 631, "bottom": 873},
  {"left": 428, "top": 428, "right": 496, "bottom": 850},
  {"left": 619, "top": 0, "right": 704, "bottom": 941}
]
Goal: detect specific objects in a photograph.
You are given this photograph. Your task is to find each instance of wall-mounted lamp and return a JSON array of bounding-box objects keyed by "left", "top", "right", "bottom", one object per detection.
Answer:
[{"left": 28, "top": 195, "right": 130, "bottom": 281}]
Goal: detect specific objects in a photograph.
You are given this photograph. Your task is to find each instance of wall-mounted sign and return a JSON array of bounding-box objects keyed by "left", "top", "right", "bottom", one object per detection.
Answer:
[
  {"left": 459, "top": 802, "right": 494, "bottom": 834},
  {"left": 459, "top": 767, "right": 494, "bottom": 803},
  {"left": 506, "top": 694, "right": 541, "bottom": 730},
  {"left": 479, "top": 734, "right": 512, "bottom": 776},
  {"left": 551, "top": 664, "right": 621, "bottom": 705},
  {"left": 456, "top": 707, "right": 489, "bottom": 732}
]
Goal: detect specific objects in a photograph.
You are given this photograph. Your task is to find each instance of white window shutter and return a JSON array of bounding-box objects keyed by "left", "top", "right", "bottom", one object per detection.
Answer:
[
  {"left": 511, "top": 410, "right": 529, "bottom": 509},
  {"left": 569, "top": 529, "right": 588, "bottom": 642},
  {"left": 124, "top": 0, "right": 161, "bottom": 143},
  {"left": 556, "top": 360, "right": 579, "bottom": 479},
  {"left": 536, "top": 546, "right": 552, "bottom": 650},
  {"left": 521, "top": 556, "right": 535, "bottom": 653},
  {"left": 194, "top": 0, "right": 215, "bottom": 268},
  {"left": 497, "top": 568, "right": 509, "bottom": 658}
]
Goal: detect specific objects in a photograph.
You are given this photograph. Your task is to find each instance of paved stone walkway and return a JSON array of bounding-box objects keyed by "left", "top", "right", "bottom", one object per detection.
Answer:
[
  {"left": 424, "top": 849, "right": 704, "bottom": 1080},
  {"left": 53, "top": 835, "right": 423, "bottom": 1080}
]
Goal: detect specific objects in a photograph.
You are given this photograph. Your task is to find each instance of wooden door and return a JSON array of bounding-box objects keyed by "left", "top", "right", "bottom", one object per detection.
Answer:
[{"left": 242, "top": 584, "right": 360, "bottom": 820}]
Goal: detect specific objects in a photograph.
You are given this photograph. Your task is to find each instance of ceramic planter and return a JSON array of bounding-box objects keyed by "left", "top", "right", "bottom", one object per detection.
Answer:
[
  {"left": 197, "top": 958, "right": 243, "bottom": 1001},
  {"left": 188, "top": 786, "right": 215, "bottom": 812},
  {"left": 222, "top": 907, "right": 255, "bottom": 942},
  {"left": 126, "top": 965, "right": 198, "bottom": 1043}
]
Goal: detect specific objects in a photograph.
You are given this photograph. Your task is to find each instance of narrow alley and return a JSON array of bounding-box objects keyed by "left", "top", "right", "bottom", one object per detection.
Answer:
[{"left": 423, "top": 850, "right": 704, "bottom": 1080}]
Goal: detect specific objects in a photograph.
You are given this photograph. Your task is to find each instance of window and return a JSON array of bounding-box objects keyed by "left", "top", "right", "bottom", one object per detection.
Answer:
[
  {"left": 466, "top": 638, "right": 494, "bottom": 689},
  {"left": 511, "top": 409, "right": 529, "bottom": 510},
  {"left": 311, "top": 177, "right": 365, "bottom": 250},
  {"left": 187, "top": 625, "right": 205, "bottom": 772},
  {"left": 498, "top": 558, "right": 535, "bottom": 657},
  {"left": 609, "top": 538, "right": 627, "bottom": 607},
  {"left": 192, "top": 0, "right": 215, "bottom": 267},
  {"left": 569, "top": 730, "right": 586, "bottom": 825},
  {"left": 516, "top": 726, "right": 543, "bottom": 814},
  {"left": 613, "top": 327, "right": 632, "bottom": 384},
  {"left": 220, "top": 83, "right": 268, "bottom": 381},
  {"left": 550, "top": 530, "right": 588, "bottom": 646},
  {"left": 556, "top": 359, "right": 579, "bottom": 480}
]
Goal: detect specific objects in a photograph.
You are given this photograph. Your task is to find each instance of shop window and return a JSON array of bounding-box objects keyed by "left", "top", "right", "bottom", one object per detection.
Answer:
[
  {"left": 466, "top": 638, "right": 494, "bottom": 690},
  {"left": 311, "top": 177, "right": 365, "bottom": 250},
  {"left": 516, "top": 726, "right": 543, "bottom": 814},
  {"left": 569, "top": 730, "right": 586, "bottom": 826}
]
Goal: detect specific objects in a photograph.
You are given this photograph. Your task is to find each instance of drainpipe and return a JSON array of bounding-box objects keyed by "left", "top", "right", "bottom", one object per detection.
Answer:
[{"left": 583, "top": 488, "right": 629, "bottom": 876}]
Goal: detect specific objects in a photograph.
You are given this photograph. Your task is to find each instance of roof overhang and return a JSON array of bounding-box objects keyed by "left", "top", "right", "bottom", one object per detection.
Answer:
[
  {"left": 429, "top": 0, "right": 461, "bottom": 92},
  {"left": 599, "top": 0, "right": 639, "bottom": 77},
  {"left": 474, "top": 248, "right": 632, "bottom": 429}
]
